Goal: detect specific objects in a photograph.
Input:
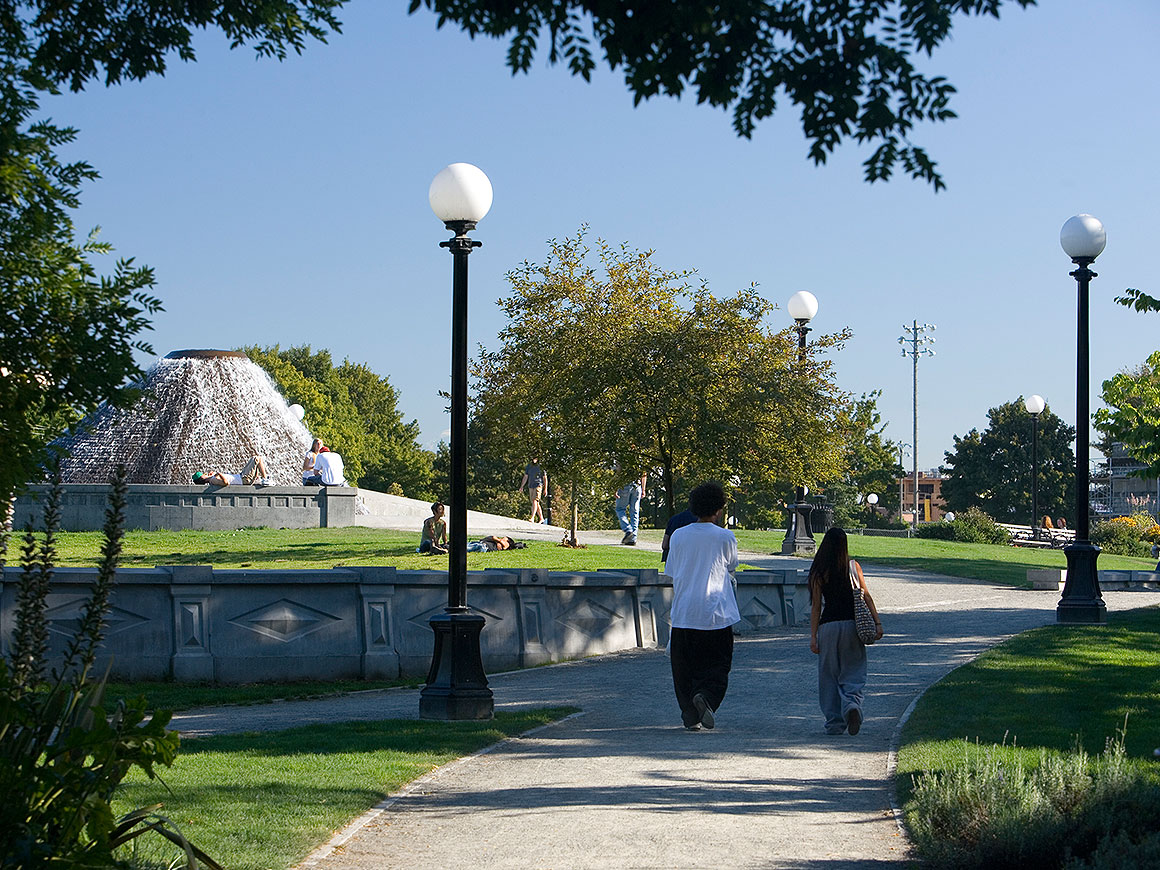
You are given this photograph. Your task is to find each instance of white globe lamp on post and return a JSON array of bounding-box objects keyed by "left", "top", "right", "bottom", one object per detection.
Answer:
[
  {"left": 782, "top": 291, "right": 821, "bottom": 556},
  {"left": 420, "top": 163, "right": 495, "bottom": 719},
  {"left": 1057, "top": 214, "right": 1107, "bottom": 624},
  {"left": 1024, "top": 394, "right": 1046, "bottom": 540}
]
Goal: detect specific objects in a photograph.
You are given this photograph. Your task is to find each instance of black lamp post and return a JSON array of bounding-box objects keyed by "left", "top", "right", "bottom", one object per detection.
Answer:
[
  {"left": 1025, "top": 394, "right": 1045, "bottom": 540},
  {"left": 1057, "top": 214, "right": 1107, "bottom": 625},
  {"left": 782, "top": 290, "right": 819, "bottom": 556},
  {"left": 420, "top": 163, "right": 495, "bottom": 718}
]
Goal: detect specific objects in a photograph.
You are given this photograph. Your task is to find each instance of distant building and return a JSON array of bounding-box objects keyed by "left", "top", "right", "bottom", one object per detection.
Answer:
[
  {"left": 1107, "top": 442, "right": 1159, "bottom": 517},
  {"left": 898, "top": 470, "right": 947, "bottom": 523}
]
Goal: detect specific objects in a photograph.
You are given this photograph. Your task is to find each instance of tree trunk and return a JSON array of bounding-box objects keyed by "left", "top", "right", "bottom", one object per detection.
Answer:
[{"left": 570, "top": 479, "right": 579, "bottom": 546}]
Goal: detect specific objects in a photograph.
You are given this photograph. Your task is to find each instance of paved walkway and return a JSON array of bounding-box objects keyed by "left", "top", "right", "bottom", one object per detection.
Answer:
[{"left": 170, "top": 559, "right": 1153, "bottom": 870}]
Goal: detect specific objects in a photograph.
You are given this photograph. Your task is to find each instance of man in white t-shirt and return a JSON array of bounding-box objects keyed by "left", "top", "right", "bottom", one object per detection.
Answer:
[
  {"left": 664, "top": 480, "right": 740, "bottom": 731},
  {"left": 310, "top": 446, "right": 346, "bottom": 486}
]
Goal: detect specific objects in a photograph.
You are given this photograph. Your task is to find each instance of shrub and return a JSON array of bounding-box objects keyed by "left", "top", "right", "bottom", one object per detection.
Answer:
[
  {"left": 917, "top": 507, "right": 1010, "bottom": 545},
  {"left": 1090, "top": 515, "right": 1152, "bottom": 557},
  {"left": 907, "top": 727, "right": 1160, "bottom": 870},
  {"left": 0, "top": 469, "right": 220, "bottom": 870}
]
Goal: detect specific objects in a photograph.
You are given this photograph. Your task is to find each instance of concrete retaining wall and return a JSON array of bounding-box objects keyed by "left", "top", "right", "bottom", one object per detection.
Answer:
[
  {"left": 0, "top": 565, "right": 809, "bottom": 683},
  {"left": 12, "top": 484, "right": 358, "bottom": 532}
]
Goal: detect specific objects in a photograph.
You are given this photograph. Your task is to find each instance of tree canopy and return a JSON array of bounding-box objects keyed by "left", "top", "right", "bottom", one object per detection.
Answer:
[
  {"left": 413, "top": 0, "right": 1036, "bottom": 189},
  {"left": 470, "top": 227, "right": 850, "bottom": 523},
  {"left": 820, "top": 391, "right": 904, "bottom": 528},
  {"left": 940, "top": 398, "right": 1075, "bottom": 525},
  {"left": 7, "top": 0, "right": 1034, "bottom": 191},
  {"left": 1094, "top": 351, "right": 1160, "bottom": 479},
  {"left": 0, "top": 34, "right": 161, "bottom": 504},
  {"left": 244, "top": 345, "right": 435, "bottom": 497}
]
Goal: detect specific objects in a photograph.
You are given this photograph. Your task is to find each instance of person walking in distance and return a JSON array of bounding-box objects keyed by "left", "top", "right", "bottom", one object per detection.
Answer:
[
  {"left": 808, "top": 527, "right": 883, "bottom": 735},
  {"left": 615, "top": 471, "right": 647, "bottom": 545},
  {"left": 665, "top": 481, "right": 740, "bottom": 731},
  {"left": 518, "top": 457, "right": 548, "bottom": 524}
]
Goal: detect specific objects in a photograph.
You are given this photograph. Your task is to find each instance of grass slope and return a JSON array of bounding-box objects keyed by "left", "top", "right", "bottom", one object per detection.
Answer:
[{"left": 115, "top": 709, "right": 575, "bottom": 870}]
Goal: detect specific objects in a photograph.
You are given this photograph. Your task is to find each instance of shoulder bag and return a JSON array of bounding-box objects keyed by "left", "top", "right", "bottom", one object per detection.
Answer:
[{"left": 850, "top": 559, "right": 879, "bottom": 645}]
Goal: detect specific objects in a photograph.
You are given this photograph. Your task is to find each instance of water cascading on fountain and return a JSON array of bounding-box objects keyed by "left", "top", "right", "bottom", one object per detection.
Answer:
[{"left": 53, "top": 350, "right": 312, "bottom": 485}]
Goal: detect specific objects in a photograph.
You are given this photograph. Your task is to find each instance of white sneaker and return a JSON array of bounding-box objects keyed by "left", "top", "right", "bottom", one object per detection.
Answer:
[{"left": 256, "top": 478, "right": 272, "bottom": 487}]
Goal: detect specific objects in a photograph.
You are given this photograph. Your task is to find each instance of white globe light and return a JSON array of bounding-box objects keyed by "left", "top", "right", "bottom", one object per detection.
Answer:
[
  {"left": 867, "top": 493, "right": 879, "bottom": 505},
  {"left": 288, "top": 403, "right": 305, "bottom": 421},
  {"left": 1060, "top": 214, "right": 1106, "bottom": 260},
  {"left": 945, "top": 512, "right": 956, "bottom": 522},
  {"left": 1024, "top": 394, "right": 1046, "bottom": 415},
  {"left": 787, "top": 290, "right": 819, "bottom": 322},
  {"left": 429, "top": 163, "right": 493, "bottom": 223}
]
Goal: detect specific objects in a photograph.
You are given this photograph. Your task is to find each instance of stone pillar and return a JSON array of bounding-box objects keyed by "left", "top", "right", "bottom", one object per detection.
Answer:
[{"left": 168, "top": 565, "right": 214, "bottom": 681}]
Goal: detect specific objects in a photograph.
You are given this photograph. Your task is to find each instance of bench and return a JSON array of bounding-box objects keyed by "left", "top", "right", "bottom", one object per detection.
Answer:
[{"left": 999, "top": 523, "right": 1075, "bottom": 549}]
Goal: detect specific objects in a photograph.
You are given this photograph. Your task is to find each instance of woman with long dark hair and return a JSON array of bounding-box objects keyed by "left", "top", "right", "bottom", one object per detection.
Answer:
[{"left": 808, "top": 527, "right": 883, "bottom": 735}]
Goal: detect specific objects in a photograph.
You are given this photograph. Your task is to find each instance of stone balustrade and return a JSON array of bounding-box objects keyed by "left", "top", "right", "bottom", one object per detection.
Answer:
[{"left": 0, "top": 565, "right": 810, "bottom": 683}]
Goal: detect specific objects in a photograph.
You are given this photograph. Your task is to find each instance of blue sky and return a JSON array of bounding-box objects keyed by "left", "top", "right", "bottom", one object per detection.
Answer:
[{"left": 47, "top": 0, "right": 1160, "bottom": 476}]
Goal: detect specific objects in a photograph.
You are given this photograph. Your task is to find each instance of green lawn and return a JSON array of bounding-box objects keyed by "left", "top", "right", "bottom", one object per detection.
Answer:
[
  {"left": 102, "top": 678, "right": 422, "bottom": 713},
  {"left": 734, "top": 530, "right": 1156, "bottom": 587},
  {"left": 114, "top": 709, "right": 576, "bottom": 870},
  {"left": 39, "top": 526, "right": 666, "bottom": 571},
  {"left": 896, "top": 605, "right": 1160, "bottom": 802}
]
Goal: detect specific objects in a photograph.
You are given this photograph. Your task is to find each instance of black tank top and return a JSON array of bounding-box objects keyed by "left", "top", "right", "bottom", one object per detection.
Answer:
[{"left": 817, "top": 561, "right": 855, "bottom": 625}]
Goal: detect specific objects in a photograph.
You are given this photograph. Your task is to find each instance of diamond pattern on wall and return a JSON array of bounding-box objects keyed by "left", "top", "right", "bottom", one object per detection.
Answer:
[
  {"left": 407, "top": 602, "right": 502, "bottom": 631},
  {"left": 46, "top": 598, "right": 147, "bottom": 638},
  {"left": 739, "top": 596, "right": 779, "bottom": 630},
  {"left": 228, "top": 598, "right": 340, "bottom": 642},
  {"left": 556, "top": 599, "right": 622, "bottom": 638}
]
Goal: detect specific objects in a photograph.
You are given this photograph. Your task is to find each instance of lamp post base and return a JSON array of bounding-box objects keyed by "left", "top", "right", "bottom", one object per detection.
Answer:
[
  {"left": 1057, "top": 541, "right": 1107, "bottom": 624},
  {"left": 420, "top": 611, "right": 494, "bottom": 720},
  {"left": 780, "top": 504, "right": 816, "bottom": 556}
]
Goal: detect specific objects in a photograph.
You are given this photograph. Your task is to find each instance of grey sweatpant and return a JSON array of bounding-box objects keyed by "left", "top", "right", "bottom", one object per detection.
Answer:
[{"left": 817, "top": 619, "right": 867, "bottom": 734}]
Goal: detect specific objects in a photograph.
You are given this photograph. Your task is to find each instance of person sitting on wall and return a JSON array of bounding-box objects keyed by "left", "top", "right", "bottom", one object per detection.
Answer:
[
  {"left": 193, "top": 456, "right": 272, "bottom": 487},
  {"left": 305, "top": 446, "right": 345, "bottom": 486},
  {"left": 303, "top": 439, "right": 322, "bottom": 484},
  {"left": 419, "top": 502, "right": 449, "bottom": 554}
]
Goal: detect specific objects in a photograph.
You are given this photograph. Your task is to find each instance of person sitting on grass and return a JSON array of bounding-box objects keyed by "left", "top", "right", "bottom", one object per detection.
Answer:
[
  {"left": 419, "top": 502, "right": 449, "bottom": 555},
  {"left": 192, "top": 456, "right": 271, "bottom": 487}
]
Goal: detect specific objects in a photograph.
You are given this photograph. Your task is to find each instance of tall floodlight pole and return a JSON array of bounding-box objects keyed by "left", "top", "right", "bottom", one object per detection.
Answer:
[
  {"left": 1025, "top": 394, "right": 1046, "bottom": 540},
  {"left": 782, "top": 290, "right": 819, "bottom": 556},
  {"left": 420, "top": 163, "right": 495, "bottom": 719},
  {"left": 899, "top": 322, "right": 936, "bottom": 528},
  {"left": 1057, "top": 214, "right": 1107, "bottom": 625}
]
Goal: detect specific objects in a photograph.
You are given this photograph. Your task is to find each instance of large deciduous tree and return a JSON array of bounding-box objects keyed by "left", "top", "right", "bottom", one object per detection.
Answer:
[
  {"left": 244, "top": 345, "right": 435, "bottom": 497},
  {"left": 940, "top": 398, "right": 1075, "bottom": 525},
  {"left": 0, "top": 36, "right": 161, "bottom": 505},
  {"left": 1094, "top": 351, "right": 1160, "bottom": 479},
  {"left": 471, "top": 227, "right": 849, "bottom": 523}
]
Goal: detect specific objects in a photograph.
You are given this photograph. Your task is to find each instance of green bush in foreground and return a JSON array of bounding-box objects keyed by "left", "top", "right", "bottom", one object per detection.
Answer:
[{"left": 908, "top": 727, "right": 1160, "bottom": 869}]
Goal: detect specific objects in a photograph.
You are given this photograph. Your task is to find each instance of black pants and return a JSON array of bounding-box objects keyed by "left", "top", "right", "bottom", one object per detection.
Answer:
[{"left": 670, "top": 626, "right": 734, "bottom": 727}]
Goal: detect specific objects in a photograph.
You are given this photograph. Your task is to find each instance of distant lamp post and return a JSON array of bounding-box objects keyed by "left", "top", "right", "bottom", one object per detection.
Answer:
[
  {"left": 945, "top": 512, "right": 956, "bottom": 522},
  {"left": 1024, "top": 394, "right": 1046, "bottom": 540},
  {"left": 866, "top": 492, "right": 879, "bottom": 522},
  {"left": 782, "top": 291, "right": 820, "bottom": 556},
  {"left": 1057, "top": 214, "right": 1107, "bottom": 625},
  {"left": 420, "top": 163, "right": 496, "bottom": 718}
]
